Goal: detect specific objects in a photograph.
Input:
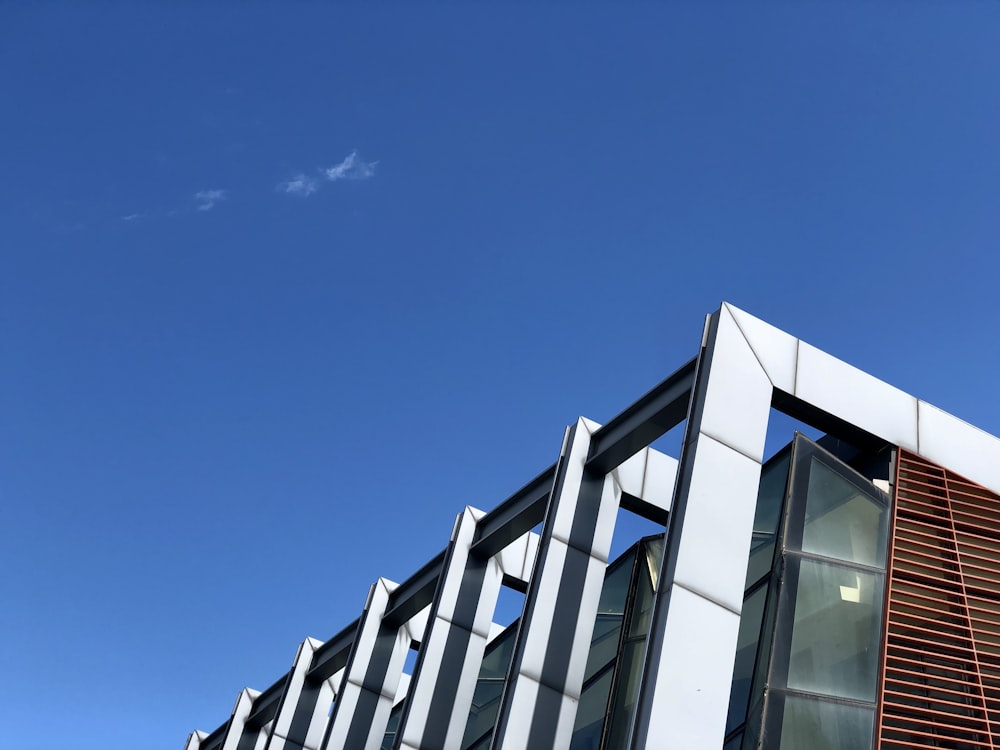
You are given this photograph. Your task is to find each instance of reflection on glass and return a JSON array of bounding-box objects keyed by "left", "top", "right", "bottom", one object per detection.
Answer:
[
  {"left": 606, "top": 563, "right": 656, "bottom": 747},
  {"left": 381, "top": 701, "right": 404, "bottom": 750},
  {"left": 801, "top": 458, "right": 887, "bottom": 568},
  {"left": 727, "top": 584, "right": 768, "bottom": 734},
  {"left": 778, "top": 694, "right": 874, "bottom": 750},
  {"left": 746, "top": 451, "right": 791, "bottom": 587},
  {"left": 644, "top": 536, "right": 665, "bottom": 590},
  {"left": 571, "top": 667, "right": 614, "bottom": 750},
  {"left": 461, "top": 627, "right": 518, "bottom": 749},
  {"left": 582, "top": 555, "right": 633, "bottom": 683},
  {"left": 573, "top": 550, "right": 639, "bottom": 747},
  {"left": 786, "top": 560, "right": 882, "bottom": 702},
  {"left": 741, "top": 702, "right": 763, "bottom": 750},
  {"left": 628, "top": 561, "right": 656, "bottom": 639}
]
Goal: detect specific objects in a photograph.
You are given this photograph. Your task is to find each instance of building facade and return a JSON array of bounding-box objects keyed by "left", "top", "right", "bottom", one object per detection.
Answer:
[{"left": 186, "top": 303, "right": 1000, "bottom": 750}]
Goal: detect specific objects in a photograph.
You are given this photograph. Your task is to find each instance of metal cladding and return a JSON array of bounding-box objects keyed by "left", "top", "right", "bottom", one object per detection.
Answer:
[{"left": 184, "top": 304, "right": 1000, "bottom": 750}]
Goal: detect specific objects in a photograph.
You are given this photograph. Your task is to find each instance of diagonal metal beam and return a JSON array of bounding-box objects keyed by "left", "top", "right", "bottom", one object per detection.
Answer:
[
  {"left": 305, "top": 618, "right": 361, "bottom": 686},
  {"left": 586, "top": 357, "right": 696, "bottom": 475},
  {"left": 382, "top": 549, "right": 447, "bottom": 628},
  {"left": 244, "top": 676, "right": 286, "bottom": 730},
  {"left": 469, "top": 357, "right": 696, "bottom": 559},
  {"left": 470, "top": 466, "right": 556, "bottom": 559},
  {"left": 199, "top": 723, "right": 227, "bottom": 750}
]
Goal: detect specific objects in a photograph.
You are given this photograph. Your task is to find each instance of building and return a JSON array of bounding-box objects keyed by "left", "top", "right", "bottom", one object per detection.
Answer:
[{"left": 185, "top": 303, "right": 1000, "bottom": 750}]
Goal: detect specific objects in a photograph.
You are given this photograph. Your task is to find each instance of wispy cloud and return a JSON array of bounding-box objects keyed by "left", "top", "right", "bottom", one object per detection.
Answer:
[
  {"left": 279, "top": 174, "right": 320, "bottom": 196},
  {"left": 279, "top": 150, "right": 377, "bottom": 197},
  {"left": 121, "top": 213, "right": 144, "bottom": 222},
  {"left": 323, "top": 150, "right": 377, "bottom": 182},
  {"left": 194, "top": 189, "right": 227, "bottom": 211}
]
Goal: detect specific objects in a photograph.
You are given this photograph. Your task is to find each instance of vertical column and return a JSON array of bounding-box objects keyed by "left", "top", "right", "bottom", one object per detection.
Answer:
[
  {"left": 493, "top": 417, "right": 624, "bottom": 750},
  {"left": 631, "top": 306, "right": 772, "bottom": 749},
  {"left": 325, "top": 579, "right": 427, "bottom": 750},
  {"left": 265, "top": 638, "right": 336, "bottom": 750},
  {"left": 396, "top": 509, "right": 538, "bottom": 750},
  {"left": 220, "top": 689, "right": 261, "bottom": 750},
  {"left": 252, "top": 722, "right": 273, "bottom": 750},
  {"left": 184, "top": 731, "right": 208, "bottom": 750}
]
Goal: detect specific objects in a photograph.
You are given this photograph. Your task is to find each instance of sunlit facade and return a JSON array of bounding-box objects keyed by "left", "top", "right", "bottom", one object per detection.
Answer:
[{"left": 185, "top": 303, "right": 1000, "bottom": 750}]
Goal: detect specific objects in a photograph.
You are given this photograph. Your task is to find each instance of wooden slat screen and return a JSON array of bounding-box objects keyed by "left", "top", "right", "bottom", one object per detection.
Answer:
[{"left": 878, "top": 450, "right": 1000, "bottom": 750}]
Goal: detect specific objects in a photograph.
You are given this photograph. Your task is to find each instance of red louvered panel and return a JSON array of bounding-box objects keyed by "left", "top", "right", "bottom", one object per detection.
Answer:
[{"left": 878, "top": 451, "right": 1000, "bottom": 750}]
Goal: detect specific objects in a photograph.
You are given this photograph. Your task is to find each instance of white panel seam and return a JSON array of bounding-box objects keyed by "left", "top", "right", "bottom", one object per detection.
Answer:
[
  {"left": 723, "top": 302, "right": 775, "bottom": 389},
  {"left": 697, "top": 429, "right": 763, "bottom": 466},
  {"left": 673, "top": 580, "right": 741, "bottom": 616}
]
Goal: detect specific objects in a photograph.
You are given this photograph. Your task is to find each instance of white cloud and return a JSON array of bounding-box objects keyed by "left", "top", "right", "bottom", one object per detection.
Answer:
[
  {"left": 323, "top": 150, "right": 377, "bottom": 182},
  {"left": 194, "top": 189, "right": 227, "bottom": 211},
  {"left": 279, "top": 174, "right": 319, "bottom": 196},
  {"left": 278, "top": 150, "right": 377, "bottom": 197},
  {"left": 121, "top": 213, "right": 143, "bottom": 222}
]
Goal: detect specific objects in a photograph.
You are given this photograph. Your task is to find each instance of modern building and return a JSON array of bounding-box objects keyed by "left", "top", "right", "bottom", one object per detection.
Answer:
[{"left": 185, "top": 303, "right": 1000, "bottom": 750}]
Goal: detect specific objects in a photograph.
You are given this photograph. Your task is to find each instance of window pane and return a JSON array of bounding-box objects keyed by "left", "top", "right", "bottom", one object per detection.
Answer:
[
  {"left": 580, "top": 555, "right": 633, "bottom": 682},
  {"left": 786, "top": 559, "right": 883, "bottom": 702},
  {"left": 570, "top": 666, "right": 614, "bottom": 750},
  {"left": 742, "top": 702, "right": 763, "bottom": 750},
  {"left": 478, "top": 626, "right": 517, "bottom": 679},
  {"left": 583, "top": 613, "right": 623, "bottom": 682},
  {"left": 381, "top": 701, "right": 404, "bottom": 750},
  {"left": 644, "top": 536, "right": 665, "bottom": 590},
  {"left": 727, "top": 584, "right": 769, "bottom": 734},
  {"left": 604, "top": 638, "right": 648, "bottom": 748},
  {"left": 462, "top": 679, "right": 504, "bottom": 749},
  {"left": 628, "top": 563, "right": 656, "bottom": 638},
  {"left": 461, "top": 627, "right": 518, "bottom": 749},
  {"left": 598, "top": 552, "right": 635, "bottom": 616},
  {"left": 801, "top": 458, "right": 887, "bottom": 568},
  {"left": 778, "top": 694, "right": 874, "bottom": 750},
  {"left": 746, "top": 450, "right": 791, "bottom": 587}
]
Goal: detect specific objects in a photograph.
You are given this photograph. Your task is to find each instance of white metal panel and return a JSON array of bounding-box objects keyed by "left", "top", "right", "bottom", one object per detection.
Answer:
[
  {"left": 612, "top": 449, "right": 647, "bottom": 499},
  {"left": 641, "top": 449, "right": 678, "bottom": 512},
  {"left": 671, "top": 434, "right": 762, "bottom": 614},
  {"left": 918, "top": 400, "right": 1000, "bottom": 496},
  {"left": 795, "top": 340, "right": 919, "bottom": 452},
  {"left": 516, "top": 539, "right": 606, "bottom": 700},
  {"left": 640, "top": 585, "right": 741, "bottom": 750},
  {"left": 547, "top": 418, "right": 593, "bottom": 551},
  {"left": 440, "top": 630, "right": 491, "bottom": 750},
  {"left": 697, "top": 306, "right": 774, "bottom": 462},
  {"left": 724, "top": 302, "right": 798, "bottom": 394},
  {"left": 587, "top": 475, "right": 623, "bottom": 564},
  {"left": 221, "top": 688, "right": 259, "bottom": 750}
]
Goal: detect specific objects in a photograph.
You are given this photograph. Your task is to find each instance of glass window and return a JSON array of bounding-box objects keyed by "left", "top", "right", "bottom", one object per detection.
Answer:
[
  {"left": 603, "top": 639, "right": 647, "bottom": 748},
  {"left": 461, "top": 627, "right": 518, "bottom": 749},
  {"left": 777, "top": 694, "right": 874, "bottom": 750},
  {"left": 800, "top": 458, "right": 888, "bottom": 568},
  {"left": 644, "top": 536, "right": 665, "bottom": 590},
  {"left": 727, "top": 583, "right": 769, "bottom": 734},
  {"left": 784, "top": 559, "right": 883, "bottom": 702},
  {"left": 604, "top": 556, "right": 658, "bottom": 747},
  {"left": 746, "top": 450, "right": 791, "bottom": 587},
  {"left": 741, "top": 702, "right": 763, "bottom": 750},
  {"left": 381, "top": 701, "right": 404, "bottom": 750},
  {"left": 582, "top": 554, "right": 633, "bottom": 682},
  {"left": 571, "top": 667, "right": 614, "bottom": 750},
  {"left": 628, "top": 559, "right": 656, "bottom": 639}
]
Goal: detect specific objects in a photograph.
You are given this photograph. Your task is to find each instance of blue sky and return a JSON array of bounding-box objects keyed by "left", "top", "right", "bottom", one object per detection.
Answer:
[{"left": 1, "top": 4, "right": 998, "bottom": 749}]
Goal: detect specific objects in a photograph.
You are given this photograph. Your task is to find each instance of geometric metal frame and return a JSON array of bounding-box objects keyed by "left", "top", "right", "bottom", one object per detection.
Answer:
[
  {"left": 186, "top": 302, "right": 1000, "bottom": 750},
  {"left": 632, "top": 303, "right": 1000, "bottom": 749}
]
